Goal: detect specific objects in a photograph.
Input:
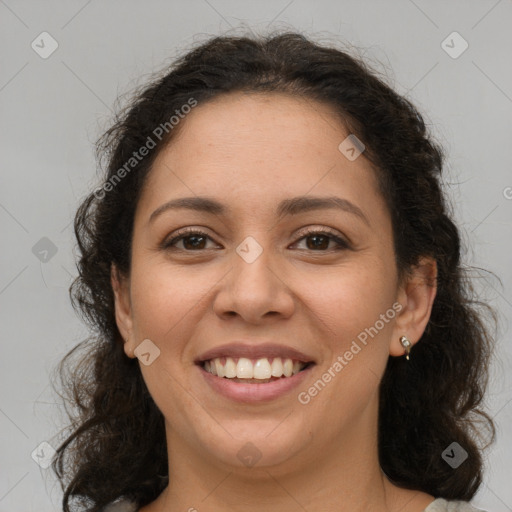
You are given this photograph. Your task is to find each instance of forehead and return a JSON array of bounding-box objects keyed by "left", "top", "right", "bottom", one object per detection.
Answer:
[
  {"left": 167, "top": 91, "right": 348, "bottom": 162},
  {"left": 137, "top": 91, "right": 387, "bottom": 224}
]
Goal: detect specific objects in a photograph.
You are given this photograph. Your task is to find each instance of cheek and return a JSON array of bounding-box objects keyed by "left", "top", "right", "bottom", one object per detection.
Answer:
[
  {"left": 294, "top": 254, "right": 396, "bottom": 331},
  {"left": 129, "top": 257, "right": 209, "bottom": 340},
  {"left": 301, "top": 262, "right": 398, "bottom": 406},
  {"left": 298, "top": 268, "right": 397, "bottom": 424},
  {"left": 127, "top": 261, "right": 206, "bottom": 418}
]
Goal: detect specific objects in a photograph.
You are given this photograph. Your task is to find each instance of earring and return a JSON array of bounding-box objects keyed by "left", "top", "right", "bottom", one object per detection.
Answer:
[
  {"left": 399, "top": 336, "right": 412, "bottom": 360},
  {"left": 122, "top": 337, "right": 135, "bottom": 358}
]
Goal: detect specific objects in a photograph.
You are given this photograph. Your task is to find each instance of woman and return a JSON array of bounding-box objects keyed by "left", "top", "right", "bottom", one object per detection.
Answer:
[{"left": 51, "top": 31, "right": 496, "bottom": 512}]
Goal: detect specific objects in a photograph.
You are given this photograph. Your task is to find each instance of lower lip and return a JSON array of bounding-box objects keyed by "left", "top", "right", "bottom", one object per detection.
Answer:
[{"left": 198, "top": 364, "right": 314, "bottom": 403}]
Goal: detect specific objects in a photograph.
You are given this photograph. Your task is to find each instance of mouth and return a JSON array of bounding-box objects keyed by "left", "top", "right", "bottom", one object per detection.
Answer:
[
  {"left": 198, "top": 356, "right": 314, "bottom": 383},
  {"left": 194, "top": 342, "right": 316, "bottom": 402}
]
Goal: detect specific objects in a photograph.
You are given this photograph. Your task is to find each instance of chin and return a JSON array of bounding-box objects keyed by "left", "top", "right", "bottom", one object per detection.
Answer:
[{"left": 196, "top": 416, "right": 311, "bottom": 471}]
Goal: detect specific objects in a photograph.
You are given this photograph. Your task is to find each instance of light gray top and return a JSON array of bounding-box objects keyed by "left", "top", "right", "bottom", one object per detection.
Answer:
[
  {"left": 425, "top": 498, "right": 488, "bottom": 512},
  {"left": 102, "top": 497, "right": 489, "bottom": 511}
]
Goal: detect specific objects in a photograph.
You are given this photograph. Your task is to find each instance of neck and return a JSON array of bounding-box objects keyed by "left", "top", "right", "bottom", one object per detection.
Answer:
[{"left": 143, "top": 395, "right": 434, "bottom": 512}]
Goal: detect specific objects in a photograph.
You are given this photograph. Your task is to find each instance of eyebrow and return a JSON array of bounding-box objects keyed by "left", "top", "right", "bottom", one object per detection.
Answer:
[{"left": 148, "top": 195, "right": 369, "bottom": 226}]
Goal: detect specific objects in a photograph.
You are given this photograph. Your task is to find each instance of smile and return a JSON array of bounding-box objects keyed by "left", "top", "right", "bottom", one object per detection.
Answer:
[
  {"left": 203, "top": 356, "right": 311, "bottom": 382},
  {"left": 198, "top": 358, "right": 315, "bottom": 403}
]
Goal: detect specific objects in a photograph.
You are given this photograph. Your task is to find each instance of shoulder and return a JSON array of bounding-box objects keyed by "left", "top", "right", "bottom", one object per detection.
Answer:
[
  {"left": 99, "top": 497, "right": 139, "bottom": 512},
  {"left": 100, "top": 496, "right": 489, "bottom": 512},
  {"left": 425, "top": 498, "right": 489, "bottom": 512}
]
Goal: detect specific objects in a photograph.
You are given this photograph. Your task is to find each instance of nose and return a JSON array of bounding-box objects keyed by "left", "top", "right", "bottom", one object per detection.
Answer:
[{"left": 212, "top": 242, "right": 295, "bottom": 325}]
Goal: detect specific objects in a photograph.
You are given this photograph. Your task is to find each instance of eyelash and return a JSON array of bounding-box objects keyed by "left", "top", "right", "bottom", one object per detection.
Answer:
[{"left": 162, "top": 227, "right": 351, "bottom": 253}]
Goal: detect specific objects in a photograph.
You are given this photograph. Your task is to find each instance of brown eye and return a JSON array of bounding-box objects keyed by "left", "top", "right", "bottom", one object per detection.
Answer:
[
  {"left": 305, "top": 234, "right": 330, "bottom": 250},
  {"left": 163, "top": 230, "right": 216, "bottom": 251},
  {"left": 293, "top": 230, "right": 350, "bottom": 251},
  {"left": 162, "top": 228, "right": 350, "bottom": 253}
]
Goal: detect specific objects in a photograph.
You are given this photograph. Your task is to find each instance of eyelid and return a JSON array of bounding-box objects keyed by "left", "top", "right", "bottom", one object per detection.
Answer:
[
  {"left": 293, "top": 225, "right": 349, "bottom": 242},
  {"left": 161, "top": 225, "right": 352, "bottom": 252},
  {"left": 290, "top": 226, "right": 351, "bottom": 250},
  {"left": 160, "top": 227, "right": 220, "bottom": 250}
]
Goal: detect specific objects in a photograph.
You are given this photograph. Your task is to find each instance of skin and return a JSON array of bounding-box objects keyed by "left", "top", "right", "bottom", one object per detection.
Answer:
[{"left": 112, "top": 91, "right": 438, "bottom": 512}]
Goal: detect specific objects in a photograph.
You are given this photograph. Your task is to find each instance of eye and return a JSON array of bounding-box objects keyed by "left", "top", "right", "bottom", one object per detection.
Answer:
[
  {"left": 291, "top": 228, "right": 350, "bottom": 251},
  {"left": 161, "top": 227, "right": 351, "bottom": 253},
  {"left": 162, "top": 229, "right": 218, "bottom": 251}
]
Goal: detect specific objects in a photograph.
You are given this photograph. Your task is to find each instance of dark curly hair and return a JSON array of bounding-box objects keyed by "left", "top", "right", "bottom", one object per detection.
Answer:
[{"left": 50, "top": 30, "right": 497, "bottom": 511}]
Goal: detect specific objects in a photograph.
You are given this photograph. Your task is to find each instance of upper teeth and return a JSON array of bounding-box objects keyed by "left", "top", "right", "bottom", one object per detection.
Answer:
[{"left": 204, "top": 357, "right": 306, "bottom": 379}]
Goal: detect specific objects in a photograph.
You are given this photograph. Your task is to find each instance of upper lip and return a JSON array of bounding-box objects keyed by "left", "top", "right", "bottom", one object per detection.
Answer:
[{"left": 195, "top": 342, "right": 316, "bottom": 364}]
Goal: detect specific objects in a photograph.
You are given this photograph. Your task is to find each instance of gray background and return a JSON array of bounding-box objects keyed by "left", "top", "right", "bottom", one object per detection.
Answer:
[{"left": 1, "top": 1, "right": 511, "bottom": 510}]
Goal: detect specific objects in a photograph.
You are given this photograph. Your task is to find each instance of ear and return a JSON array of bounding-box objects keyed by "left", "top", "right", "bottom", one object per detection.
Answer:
[
  {"left": 389, "top": 257, "right": 437, "bottom": 357},
  {"left": 111, "top": 263, "right": 136, "bottom": 359}
]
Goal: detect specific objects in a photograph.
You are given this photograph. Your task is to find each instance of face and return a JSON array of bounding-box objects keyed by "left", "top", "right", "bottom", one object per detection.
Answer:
[{"left": 113, "top": 92, "right": 436, "bottom": 473}]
